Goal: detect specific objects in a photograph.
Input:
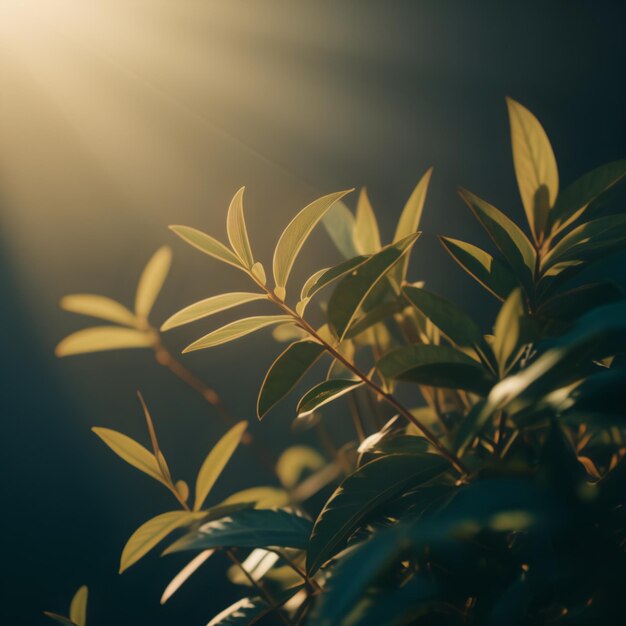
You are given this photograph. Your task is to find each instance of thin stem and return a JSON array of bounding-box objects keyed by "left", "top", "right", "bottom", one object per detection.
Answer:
[{"left": 271, "top": 550, "right": 321, "bottom": 593}]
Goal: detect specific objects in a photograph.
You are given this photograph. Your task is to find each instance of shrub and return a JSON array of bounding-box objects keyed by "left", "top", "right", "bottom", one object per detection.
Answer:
[{"left": 48, "top": 99, "right": 626, "bottom": 625}]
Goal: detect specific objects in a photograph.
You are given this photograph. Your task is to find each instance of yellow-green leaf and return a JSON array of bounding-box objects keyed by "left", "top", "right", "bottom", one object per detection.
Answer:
[
  {"left": 221, "top": 486, "right": 291, "bottom": 509},
  {"left": 68, "top": 586, "right": 88, "bottom": 626},
  {"left": 169, "top": 225, "right": 243, "bottom": 269},
  {"left": 183, "top": 315, "right": 291, "bottom": 352},
  {"left": 175, "top": 480, "right": 190, "bottom": 503},
  {"left": 55, "top": 327, "right": 152, "bottom": 357},
  {"left": 322, "top": 199, "right": 361, "bottom": 259},
  {"left": 507, "top": 97, "right": 559, "bottom": 241},
  {"left": 355, "top": 188, "right": 381, "bottom": 254},
  {"left": 272, "top": 189, "right": 353, "bottom": 291},
  {"left": 493, "top": 287, "right": 526, "bottom": 376},
  {"left": 135, "top": 246, "right": 172, "bottom": 318},
  {"left": 251, "top": 262, "right": 266, "bottom": 284},
  {"left": 60, "top": 295, "right": 137, "bottom": 327},
  {"left": 226, "top": 187, "right": 255, "bottom": 268},
  {"left": 160, "top": 550, "right": 215, "bottom": 604},
  {"left": 275, "top": 446, "right": 326, "bottom": 489},
  {"left": 194, "top": 421, "right": 248, "bottom": 511},
  {"left": 120, "top": 511, "right": 205, "bottom": 573},
  {"left": 92, "top": 427, "right": 167, "bottom": 486},
  {"left": 161, "top": 293, "right": 266, "bottom": 331}
]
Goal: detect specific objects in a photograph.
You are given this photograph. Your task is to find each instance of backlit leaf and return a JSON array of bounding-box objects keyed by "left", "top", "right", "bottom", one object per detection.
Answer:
[
  {"left": 92, "top": 427, "right": 166, "bottom": 486},
  {"left": 257, "top": 340, "right": 325, "bottom": 419},
  {"left": 273, "top": 189, "right": 353, "bottom": 291},
  {"left": 307, "top": 453, "right": 450, "bottom": 575},
  {"left": 226, "top": 187, "right": 255, "bottom": 268},
  {"left": 275, "top": 446, "right": 326, "bottom": 488},
  {"left": 459, "top": 189, "right": 536, "bottom": 293},
  {"left": 69, "top": 586, "right": 88, "bottom": 626},
  {"left": 60, "top": 295, "right": 137, "bottom": 327},
  {"left": 194, "top": 421, "right": 248, "bottom": 511},
  {"left": 161, "top": 550, "right": 215, "bottom": 604},
  {"left": 161, "top": 292, "right": 266, "bottom": 331},
  {"left": 506, "top": 97, "right": 559, "bottom": 240},
  {"left": 493, "top": 288, "right": 526, "bottom": 376},
  {"left": 135, "top": 246, "right": 172, "bottom": 318},
  {"left": 301, "top": 256, "right": 368, "bottom": 301},
  {"left": 165, "top": 509, "right": 313, "bottom": 553},
  {"left": 120, "top": 510, "right": 205, "bottom": 573},
  {"left": 355, "top": 188, "right": 381, "bottom": 254},
  {"left": 297, "top": 379, "right": 364, "bottom": 417},
  {"left": 322, "top": 199, "right": 361, "bottom": 259},
  {"left": 169, "top": 225, "right": 243, "bottom": 269},
  {"left": 221, "top": 486, "right": 291, "bottom": 509},
  {"left": 55, "top": 327, "right": 152, "bottom": 357},
  {"left": 183, "top": 315, "right": 291, "bottom": 352},
  {"left": 328, "top": 234, "right": 419, "bottom": 339},
  {"left": 439, "top": 237, "right": 517, "bottom": 301},
  {"left": 378, "top": 344, "right": 495, "bottom": 394}
]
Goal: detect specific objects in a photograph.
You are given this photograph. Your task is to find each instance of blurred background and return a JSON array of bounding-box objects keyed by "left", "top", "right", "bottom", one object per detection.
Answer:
[{"left": 1, "top": 0, "right": 625, "bottom": 624}]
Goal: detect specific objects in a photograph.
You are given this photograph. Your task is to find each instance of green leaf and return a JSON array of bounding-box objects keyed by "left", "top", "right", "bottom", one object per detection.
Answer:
[
  {"left": 257, "top": 340, "right": 325, "bottom": 419},
  {"left": 275, "top": 446, "right": 326, "bottom": 488},
  {"left": 43, "top": 613, "right": 77, "bottom": 626},
  {"left": 506, "top": 97, "right": 559, "bottom": 241},
  {"left": 354, "top": 188, "right": 381, "bottom": 253},
  {"left": 391, "top": 168, "right": 433, "bottom": 282},
  {"left": 221, "top": 486, "right": 290, "bottom": 509},
  {"left": 378, "top": 344, "right": 495, "bottom": 394},
  {"left": 69, "top": 586, "right": 88, "bottom": 626},
  {"left": 194, "top": 421, "right": 248, "bottom": 511},
  {"left": 459, "top": 189, "right": 536, "bottom": 293},
  {"left": 165, "top": 509, "right": 313, "bottom": 553},
  {"left": 307, "top": 453, "right": 450, "bottom": 575},
  {"left": 207, "top": 586, "right": 303, "bottom": 626},
  {"left": 402, "top": 285, "right": 485, "bottom": 350},
  {"left": 344, "top": 300, "right": 405, "bottom": 340},
  {"left": 226, "top": 187, "right": 255, "bottom": 268},
  {"left": 322, "top": 199, "right": 361, "bottom": 259},
  {"left": 55, "top": 327, "right": 152, "bottom": 357},
  {"left": 60, "top": 295, "right": 137, "bottom": 327},
  {"left": 161, "top": 293, "right": 266, "bottom": 331},
  {"left": 135, "top": 246, "right": 172, "bottom": 318},
  {"left": 120, "top": 510, "right": 205, "bottom": 573},
  {"left": 296, "top": 379, "right": 364, "bottom": 417},
  {"left": 92, "top": 427, "right": 167, "bottom": 486},
  {"left": 551, "top": 159, "right": 626, "bottom": 234},
  {"left": 439, "top": 237, "right": 517, "bottom": 301},
  {"left": 301, "top": 256, "right": 369, "bottom": 300},
  {"left": 183, "top": 315, "right": 291, "bottom": 352},
  {"left": 169, "top": 225, "right": 243, "bottom": 269},
  {"left": 273, "top": 189, "right": 353, "bottom": 292},
  {"left": 493, "top": 288, "right": 526, "bottom": 376},
  {"left": 328, "top": 234, "right": 419, "bottom": 339}
]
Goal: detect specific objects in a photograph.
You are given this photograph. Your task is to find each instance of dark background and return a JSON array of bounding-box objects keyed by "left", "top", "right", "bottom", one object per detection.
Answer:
[{"left": 1, "top": 1, "right": 625, "bottom": 624}]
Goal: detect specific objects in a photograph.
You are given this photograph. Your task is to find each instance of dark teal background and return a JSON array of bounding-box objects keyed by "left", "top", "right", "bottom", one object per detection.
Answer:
[{"left": 2, "top": 1, "right": 625, "bottom": 624}]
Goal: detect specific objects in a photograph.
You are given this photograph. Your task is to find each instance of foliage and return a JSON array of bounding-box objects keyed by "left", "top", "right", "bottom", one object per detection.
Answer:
[{"left": 47, "top": 99, "right": 626, "bottom": 625}]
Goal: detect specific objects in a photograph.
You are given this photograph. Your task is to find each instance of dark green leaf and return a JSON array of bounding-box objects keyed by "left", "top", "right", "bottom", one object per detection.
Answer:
[
  {"left": 378, "top": 344, "right": 495, "bottom": 394},
  {"left": 165, "top": 509, "right": 312, "bottom": 553},
  {"left": 537, "top": 282, "right": 624, "bottom": 323},
  {"left": 257, "top": 340, "right": 325, "bottom": 419},
  {"left": 296, "top": 379, "right": 363, "bottom": 417},
  {"left": 344, "top": 300, "right": 406, "bottom": 339},
  {"left": 307, "top": 453, "right": 450, "bottom": 574},
  {"left": 301, "top": 256, "right": 369, "bottom": 300}
]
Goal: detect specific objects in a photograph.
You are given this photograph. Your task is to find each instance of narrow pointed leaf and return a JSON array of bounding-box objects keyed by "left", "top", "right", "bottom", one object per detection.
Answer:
[
  {"left": 55, "top": 327, "right": 152, "bottom": 357},
  {"left": 43, "top": 613, "right": 77, "bottom": 626},
  {"left": 226, "top": 187, "right": 254, "bottom": 268},
  {"left": 135, "top": 246, "right": 172, "bottom": 318},
  {"left": 507, "top": 97, "right": 559, "bottom": 240},
  {"left": 183, "top": 316, "right": 290, "bottom": 352},
  {"left": 120, "top": 511, "right": 205, "bottom": 573},
  {"left": 92, "top": 427, "right": 166, "bottom": 486},
  {"left": 307, "top": 453, "right": 450, "bottom": 575},
  {"left": 459, "top": 189, "right": 536, "bottom": 292},
  {"left": 493, "top": 288, "right": 526, "bottom": 375},
  {"left": 328, "top": 234, "right": 419, "bottom": 339},
  {"left": 322, "top": 199, "right": 361, "bottom": 259},
  {"left": 297, "top": 379, "right": 364, "bottom": 417},
  {"left": 355, "top": 188, "right": 381, "bottom": 253},
  {"left": 170, "top": 225, "right": 243, "bottom": 269},
  {"left": 273, "top": 189, "right": 353, "bottom": 290},
  {"left": 60, "top": 295, "right": 137, "bottom": 327},
  {"left": 69, "top": 586, "right": 88, "bottom": 626},
  {"left": 161, "top": 550, "right": 215, "bottom": 604},
  {"left": 301, "top": 256, "right": 369, "bottom": 300},
  {"left": 194, "top": 421, "right": 248, "bottom": 511},
  {"left": 551, "top": 160, "right": 626, "bottom": 234},
  {"left": 378, "top": 344, "right": 495, "bottom": 394},
  {"left": 221, "top": 487, "right": 291, "bottom": 509},
  {"left": 439, "top": 237, "right": 517, "bottom": 301},
  {"left": 165, "top": 509, "right": 313, "bottom": 553},
  {"left": 161, "top": 293, "right": 266, "bottom": 331},
  {"left": 257, "top": 340, "right": 325, "bottom": 419}
]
